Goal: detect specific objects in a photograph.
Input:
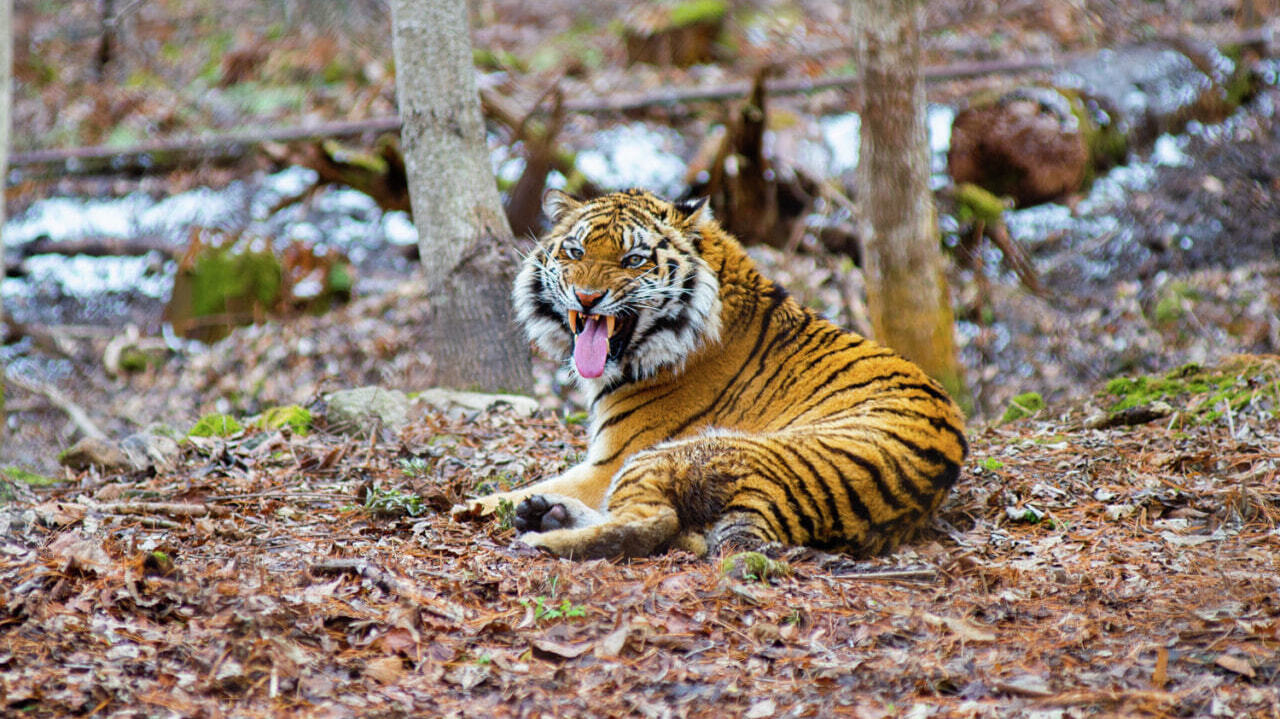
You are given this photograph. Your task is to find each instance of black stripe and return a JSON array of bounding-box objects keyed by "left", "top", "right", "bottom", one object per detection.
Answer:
[
  {"left": 737, "top": 444, "right": 819, "bottom": 543},
  {"left": 598, "top": 387, "right": 680, "bottom": 431},
  {"left": 665, "top": 285, "right": 787, "bottom": 438},
  {"left": 809, "top": 439, "right": 873, "bottom": 523},
  {"left": 874, "top": 427, "right": 962, "bottom": 489},
  {"left": 757, "top": 438, "right": 842, "bottom": 542},
  {"left": 777, "top": 356, "right": 900, "bottom": 427},
  {"left": 721, "top": 502, "right": 784, "bottom": 543},
  {"left": 816, "top": 437, "right": 904, "bottom": 514}
]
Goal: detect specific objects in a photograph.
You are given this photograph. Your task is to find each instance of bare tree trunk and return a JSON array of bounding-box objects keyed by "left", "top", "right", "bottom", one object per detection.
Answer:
[
  {"left": 389, "top": 0, "right": 532, "bottom": 393},
  {"left": 852, "top": 0, "right": 968, "bottom": 406},
  {"left": 1, "top": 0, "right": 11, "bottom": 429}
]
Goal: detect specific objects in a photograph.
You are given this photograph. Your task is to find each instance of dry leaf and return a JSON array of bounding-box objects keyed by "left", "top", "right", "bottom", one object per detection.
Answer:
[
  {"left": 1214, "top": 654, "right": 1255, "bottom": 678},
  {"left": 996, "top": 675, "right": 1053, "bottom": 697},
  {"left": 364, "top": 656, "right": 405, "bottom": 684},
  {"left": 531, "top": 637, "right": 593, "bottom": 659},
  {"left": 745, "top": 699, "right": 776, "bottom": 718},
  {"left": 595, "top": 622, "right": 632, "bottom": 659},
  {"left": 923, "top": 612, "right": 996, "bottom": 642}
]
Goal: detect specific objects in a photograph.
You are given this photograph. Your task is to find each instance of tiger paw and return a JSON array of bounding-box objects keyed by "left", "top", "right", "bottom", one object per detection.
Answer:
[
  {"left": 515, "top": 494, "right": 603, "bottom": 532},
  {"left": 514, "top": 495, "right": 572, "bottom": 532}
]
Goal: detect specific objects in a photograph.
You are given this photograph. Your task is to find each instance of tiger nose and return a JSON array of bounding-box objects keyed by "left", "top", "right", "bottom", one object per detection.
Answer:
[{"left": 575, "top": 290, "right": 604, "bottom": 311}]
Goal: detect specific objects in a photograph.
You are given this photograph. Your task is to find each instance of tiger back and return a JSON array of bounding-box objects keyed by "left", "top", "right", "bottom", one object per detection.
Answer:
[{"left": 455, "top": 188, "right": 968, "bottom": 560}]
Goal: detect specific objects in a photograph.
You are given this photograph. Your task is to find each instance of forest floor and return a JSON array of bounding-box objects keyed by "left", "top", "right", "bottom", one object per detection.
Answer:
[
  {"left": 2, "top": 355, "right": 1278, "bottom": 717},
  {"left": 4, "top": 1, "right": 1280, "bottom": 717}
]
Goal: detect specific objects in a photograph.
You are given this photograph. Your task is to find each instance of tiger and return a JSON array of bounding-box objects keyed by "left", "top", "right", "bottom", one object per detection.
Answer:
[{"left": 453, "top": 188, "right": 968, "bottom": 560}]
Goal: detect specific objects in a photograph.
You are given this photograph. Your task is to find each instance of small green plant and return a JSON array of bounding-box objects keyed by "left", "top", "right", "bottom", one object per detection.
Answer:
[
  {"left": 362, "top": 483, "right": 425, "bottom": 518},
  {"left": 562, "top": 410, "right": 589, "bottom": 426},
  {"left": 398, "top": 456, "right": 431, "bottom": 478},
  {"left": 474, "top": 471, "right": 517, "bottom": 497},
  {"left": 1000, "top": 392, "right": 1045, "bottom": 424},
  {"left": 187, "top": 413, "right": 244, "bottom": 438},
  {"left": 495, "top": 498, "right": 516, "bottom": 531},
  {"left": 979, "top": 457, "right": 1005, "bottom": 471},
  {"left": 520, "top": 596, "right": 587, "bottom": 623}
]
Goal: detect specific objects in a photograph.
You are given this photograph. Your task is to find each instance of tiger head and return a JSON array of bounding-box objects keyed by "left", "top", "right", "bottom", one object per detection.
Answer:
[{"left": 513, "top": 188, "right": 724, "bottom": 388}]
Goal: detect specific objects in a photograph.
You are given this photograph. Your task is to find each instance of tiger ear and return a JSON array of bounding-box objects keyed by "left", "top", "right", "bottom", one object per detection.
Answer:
[
  {"left": 673, "top": 196, "right": 713, "bottom": 224},
  {"left": 543, "top": 189, "right": 582, "bottom": 224}
]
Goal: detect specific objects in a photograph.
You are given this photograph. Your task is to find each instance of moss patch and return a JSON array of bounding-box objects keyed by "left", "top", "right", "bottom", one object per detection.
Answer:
[
  {"left": 2, "top": 466, "right": 59, "bottom": 487},
  {"left": 1103, "top": 356, "right": 1280, "bottom": 424},
  {"left": 721, "top": 551, "right": 791, "bottom": 583},
  {"left": 255, "top": 405, "right": 313, "bottom": 435},
  {"left": 188, "top": 413, "right": 244, "bottom": 438},
  {"left": 1001, "top": 392, "right": 1046, "bottom": 424}
]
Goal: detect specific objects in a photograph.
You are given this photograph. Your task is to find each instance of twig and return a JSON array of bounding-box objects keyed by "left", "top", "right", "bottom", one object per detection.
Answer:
[
  {"left": 828, "top": 567, "right": 939, "bottom": 582},
  {"left": 99, "top": 502, "right": 230, "bottom": 518},
  {"left": 4, "top": 368, "right": 107, "bottom": 440},
  {"left": 311, "top": 557, "right": 405, "bottom": 596}
]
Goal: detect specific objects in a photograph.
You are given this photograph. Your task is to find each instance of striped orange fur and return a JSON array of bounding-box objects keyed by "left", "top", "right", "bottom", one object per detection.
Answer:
[{"left": 456, "top": 188, "right": 967, "bottom": 559}]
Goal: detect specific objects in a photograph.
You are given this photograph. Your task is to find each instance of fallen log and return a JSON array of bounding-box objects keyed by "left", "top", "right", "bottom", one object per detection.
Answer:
[
  {"left": 15, "top": 234, "right": 178, "bottom": 260},
  {"left": 4, "top": 56, "right": 1067, "bottom": 182}
]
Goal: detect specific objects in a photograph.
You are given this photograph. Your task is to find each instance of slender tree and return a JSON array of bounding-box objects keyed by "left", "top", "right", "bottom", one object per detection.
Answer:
[
  {"left": 851, "top": 0, "right": 967, "bottom": 405},
  {"left": 1, "top": 0, "right": 11, "bottom": 429},
  {"left": 389, "top": 0, "right": 532, "bottom": 393}
]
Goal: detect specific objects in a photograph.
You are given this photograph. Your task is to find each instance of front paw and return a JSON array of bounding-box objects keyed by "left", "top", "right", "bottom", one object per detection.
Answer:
[{"left": 514, "top": 495, "right": 572, "bottom": 532}]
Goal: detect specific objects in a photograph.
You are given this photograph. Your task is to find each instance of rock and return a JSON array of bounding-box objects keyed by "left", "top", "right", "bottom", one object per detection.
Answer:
[
  {"left": 325, "top": 386, "right": 410, "bottom": 434},
  {"left": 414, "top": 388, "right": 540, "bottom": 419},
  {"left": 948, "top": 86, "right": 1093, "bottom": 207},
  {"left": 59, "top": 426, "right": 181, "bottom": 474},
  {"left": 120, "top": 427, "right": 181, "bottom": 472},
  {"left": 59, "top": 437, "right": 134, "bottom": 473}
]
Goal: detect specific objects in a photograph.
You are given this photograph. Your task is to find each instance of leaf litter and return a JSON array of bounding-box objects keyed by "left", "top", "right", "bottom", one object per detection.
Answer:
[{"left": 3, "top": 356, "right": 1279, "bottom": 717}]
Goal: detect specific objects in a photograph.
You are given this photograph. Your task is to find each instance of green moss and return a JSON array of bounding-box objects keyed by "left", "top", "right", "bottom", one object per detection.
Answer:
[
  {"left": 2, "top": 466, "right": 59, "bottom": 487},
  {"left": 721, "top": 551, "right": 791, "bottom": 582},
  {"left": 1062, "top": 89, "right": 1128, "bottom": 184},
  {"left": 668, "top": 0, "right": 727, "bottom": 27},
  {"left": 1151, "top": 281, "right": 1199, "bottom": 324},
  {"left": 187, "top": 413, "right": 244, "bottom": 438},
  {"left": 953, "top": 183, "right": 1009, "bottom": 226},
  {"left": 1103, "top": 356, "right": 1280, "bottom": 423},
  {"left": 255, "top": 405, "right": 312, "bottom": 435},
  {"left": 1001, "top": 392, "right": 1046, "bottom": 424},
  {"left": 191, "top": 244, "right": 282, "bottom": 317}
]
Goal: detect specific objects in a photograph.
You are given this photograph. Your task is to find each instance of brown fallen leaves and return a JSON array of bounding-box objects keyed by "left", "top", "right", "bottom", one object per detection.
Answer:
[{"left": 2, "top": 370, "right": 1279, "bottom": 718}]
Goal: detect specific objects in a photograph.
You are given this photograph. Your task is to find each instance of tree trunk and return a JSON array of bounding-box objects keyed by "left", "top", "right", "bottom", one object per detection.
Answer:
[
  {"left": 851, "top": 0, "right": 967, "bottom": 406},
  {"left": 389, "top": 0, "right": 532, "bottom": 393},
  {"left": 1, "top": 0, "right": 11, "bottom": 430}
]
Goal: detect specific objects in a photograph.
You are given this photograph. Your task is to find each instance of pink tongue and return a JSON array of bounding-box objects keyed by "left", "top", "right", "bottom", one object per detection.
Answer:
[{"left": 573, "top": 316, "right": 610, "bottom": 378}]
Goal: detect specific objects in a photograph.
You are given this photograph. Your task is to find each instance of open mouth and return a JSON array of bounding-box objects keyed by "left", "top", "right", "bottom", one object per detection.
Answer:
[{"left": 566, "top": 310, "right": 637, "bottom": 378}]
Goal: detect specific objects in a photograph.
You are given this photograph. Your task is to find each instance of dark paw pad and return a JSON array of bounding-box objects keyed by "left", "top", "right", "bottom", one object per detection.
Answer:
[{"left": 515, "top": 495, "right": 571, "bottom": 532}]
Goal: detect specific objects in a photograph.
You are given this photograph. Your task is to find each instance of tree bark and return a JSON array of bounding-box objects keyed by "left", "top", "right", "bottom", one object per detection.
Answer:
[
  {"left": 2, "top": 0, "right": 12, "bottom": 430},
  {"left": 851, "top": 0, "right": 968, "bottom": 406},
  {"left": 389, "top": 0, "right": 531, "bottom": 393}
]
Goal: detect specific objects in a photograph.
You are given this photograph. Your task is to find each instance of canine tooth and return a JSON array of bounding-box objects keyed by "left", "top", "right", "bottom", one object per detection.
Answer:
[
  {"left": 568, "top": 309, "right": 580, "bottom": 333},
  {"left": 606, "top": 315, "right": 616, "bottom": 337}
]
